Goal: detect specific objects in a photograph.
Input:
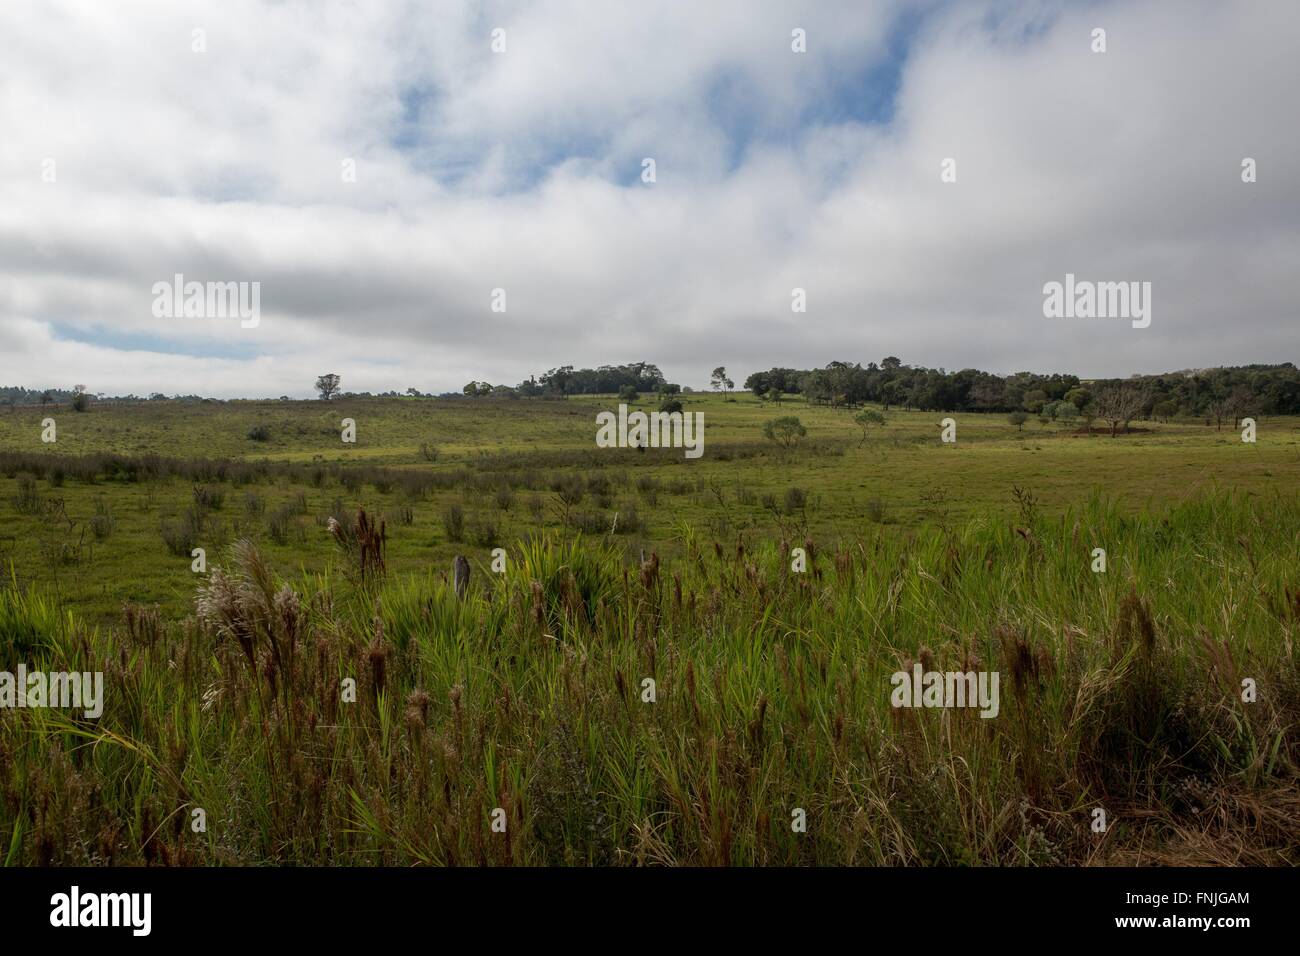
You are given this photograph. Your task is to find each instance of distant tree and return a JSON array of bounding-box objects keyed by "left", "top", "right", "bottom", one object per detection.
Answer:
[
  {"left": 71, "top": 384, "right": 90, "bottom": 412},
  {"left": 316, "top": 374, "right": 341, "bottom": 401},
  {"left": 711, "top": 366, "right": 733, "bottom": 395},
  {"left": 618, "top": 384, "right": 639, "bottom": 402},
  {"left": 659, "top": 397, "right": 683, "bottom": 414},
  {"left": 1021, "top": 389, "right": 1048, "bottom": 413},
  {"left": 1064, "top": 387, "right": 1091, "bottom": 411},
  {"left": 406, "top": 387, "right": 423, "bottom": 398},
  {"left": 1056, "top": 402, "right": 1079, "bottom": 426},
  {"left": 1152, "top": 399, "right": 1178, "bottom": 423},
  {"left": 853, "top": 409, "right": 886, "bottom": 446},
  {"left": 763, "top": 416, "right": 807, "bottom": 447},
  {"left": 880, "top": 380, "right": 904, "bottom": 411},
  {"left": 1008, "top": 411, "right": 1028, "bottom": 431},
  {"left": 1092, "top": 385, "right": 1146, "bottom": 437},
  {"left": 39, "top": 391, "right": 52, "bottom": 407},
  {"left": 1225, "top": 385, "right": 1254, "bottom": 427}
]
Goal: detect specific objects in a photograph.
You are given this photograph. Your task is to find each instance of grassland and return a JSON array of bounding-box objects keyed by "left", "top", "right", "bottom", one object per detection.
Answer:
[
  {"left": 1, "top": 393, "right": 1296, "bottom": 622},
  {"left": 0, "top": 394, "right": 1297, "bottom": 865}
]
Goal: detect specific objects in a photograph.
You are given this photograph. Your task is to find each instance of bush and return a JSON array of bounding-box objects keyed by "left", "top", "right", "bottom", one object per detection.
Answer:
[
  {"left": 193, "top": 485, "right": 225, "bottom": 511},
  {"left": 247, "top": 424, "right": 271, "bottom": 442},
  {"left": 90, "top": 498, "right": 115, "bottom": 540},
  {"left": 468, "top": 516, "right": 500, "bottom": 547},
  {"left": 442, "top": 503, "right": 465, "bottom": 543},
  {"left": 160, "top": 509, "right": 202, "bottom": 556},
  {"left": 12, "top": 474, "right": 41, "bottom": 515},
  {"left": 763, "top": 416, "right": 807, "bottom": 447},
  {"left": 268, "top": 503, "right": 301, "bottom": 545}
]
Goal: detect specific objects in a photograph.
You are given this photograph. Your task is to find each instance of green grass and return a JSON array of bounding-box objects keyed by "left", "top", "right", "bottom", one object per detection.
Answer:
[
  {"left": 0, "top": 488, "right": 1296, "bottom": 865},
  {"left": 1, "top": 394, "right": 1297, "bottom": 623},
  {"left": 0, "top": 395, "right": 1297, "bottom": 866}
]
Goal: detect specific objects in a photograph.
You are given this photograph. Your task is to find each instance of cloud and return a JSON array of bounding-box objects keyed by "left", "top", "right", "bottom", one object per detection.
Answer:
[{"left": 0, "top": 0, "right": 1296, "bottom": 397}]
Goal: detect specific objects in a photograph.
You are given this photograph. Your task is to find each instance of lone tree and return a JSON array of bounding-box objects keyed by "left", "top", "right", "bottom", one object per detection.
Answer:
[
  {"left": 853, "top": 409, "right": 886, "bottom": 446},
  {"left": 1092, "top": 385, "right": 1146, "bottom": 437},
  {"left": 1008, "top": 411, "right": 1028, "bottom": 431},
  {"left": 316, "top": 374, "right": 341, "bottom": 400},
  {"left": 763, "top": 415, "right": 807, "bottom": 448},
  {"left": 710, "top": 366, "right": 734, "bottom": 396},
  {"left": 70, "top": 384, "right": 89, "bottom": 412}
]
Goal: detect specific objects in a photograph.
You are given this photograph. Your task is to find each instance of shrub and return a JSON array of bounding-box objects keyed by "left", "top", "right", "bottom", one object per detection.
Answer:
[
  {"left": 193, "top": 484, "right": 225, "bottom": 511},
  {"left": 12, "top": 474, "right": 41, "bottom": 515},
  {"left": 160, "top": 509, "right": 202, "bottom": 556},
  {"left": 442, "top": 503, "right": 465, "bottom": 543},
  {"left": 763, "top": 416, "right": 807, "bottom": 447},
  {"left": 268, "top": 503, "right": 301, "bottom": 545},
  {"left": 90, "top": 498, "right": 115, "bottom": 540},
  {"left": 468, "top": 516, "right": 500, "bottom": 547},
  {"left": 247, "top": 424, "right": 271, "bottom": 442}
]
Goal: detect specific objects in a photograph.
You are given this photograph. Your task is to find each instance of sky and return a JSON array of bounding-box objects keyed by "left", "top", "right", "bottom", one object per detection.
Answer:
[{"left": 1, "top": 0, "right": 1297, "bottom": 398}]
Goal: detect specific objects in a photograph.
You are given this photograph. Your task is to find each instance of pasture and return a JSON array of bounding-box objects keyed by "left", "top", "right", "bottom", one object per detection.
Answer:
[{"left": 0, "top": 394, "right": 1297, "bottom": 866}]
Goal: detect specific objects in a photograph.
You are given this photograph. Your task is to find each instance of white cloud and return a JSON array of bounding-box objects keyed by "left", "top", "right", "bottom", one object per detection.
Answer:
[{"left": 0, "top": 0, "right": 1296, "bottom": 397}]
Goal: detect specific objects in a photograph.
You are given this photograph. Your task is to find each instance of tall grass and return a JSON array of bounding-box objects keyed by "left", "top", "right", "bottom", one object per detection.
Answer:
[{"left": 0, "top": 489, "right": 1296, "bottom": 865}]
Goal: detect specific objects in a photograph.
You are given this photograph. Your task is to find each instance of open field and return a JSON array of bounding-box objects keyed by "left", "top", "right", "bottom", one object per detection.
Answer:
[
  {"left": 0, "top": 395, "right": 1298, "bottom": 866},
  {"left": 2, "top": 393, "right": 1297, "bottom": 622}
]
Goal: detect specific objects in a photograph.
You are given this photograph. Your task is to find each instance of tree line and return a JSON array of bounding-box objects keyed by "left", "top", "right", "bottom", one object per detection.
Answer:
[{"left": 744, "top": 359, "right": 1300, "bottom": 420}]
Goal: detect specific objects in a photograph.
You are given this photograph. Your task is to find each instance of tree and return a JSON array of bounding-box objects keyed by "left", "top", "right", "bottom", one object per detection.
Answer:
[
  {"left": 711, "top": 366, "right": 733, "bottom": 396},
  {"left": 1152, "top": 399, "right": 1177, "bottom": 423},
  {"left": 853, "top": 409, "right": 885, "bottom": 446},
  {"left": 1021, "top": 389, "right": 1048, "bottom": 413},
  {"left": 1008, "top": 411, "right": 1028, "bottom": 431},
  {"left": 39, "top": 391, "right": 52, "bottom": 407},
  {"left": 1225, "top": 385, "right": 1253, "bottom": 427},
  {"left": 71, "top": 384, "right": 89, "bottom": 412},
  {"left": 1092, "top": 385, "right": 1146, "bottom": 437},
  {"left": 618, "top": 384, "right": 639, "bottom": 402},
  {"left": 316, "top": 374, "right": 341, "bottom": 401},
  {"left": 763, "top": 416, "right": 807, "bottom": 447},
  {"left": 1056, "top": 402, "right": 1079, "bottom": 426},
  {"left": 1064, "top": 387, "right": 1091, "bottom": 411}
]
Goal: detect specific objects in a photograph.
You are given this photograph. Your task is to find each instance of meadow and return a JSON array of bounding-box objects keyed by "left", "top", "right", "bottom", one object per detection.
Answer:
[
  {"left": 0, "top": 394, "right": 1297, "bottom": 865},
  {"left": 0, "top": 393, "right": 1295, "bottom": 622}
]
